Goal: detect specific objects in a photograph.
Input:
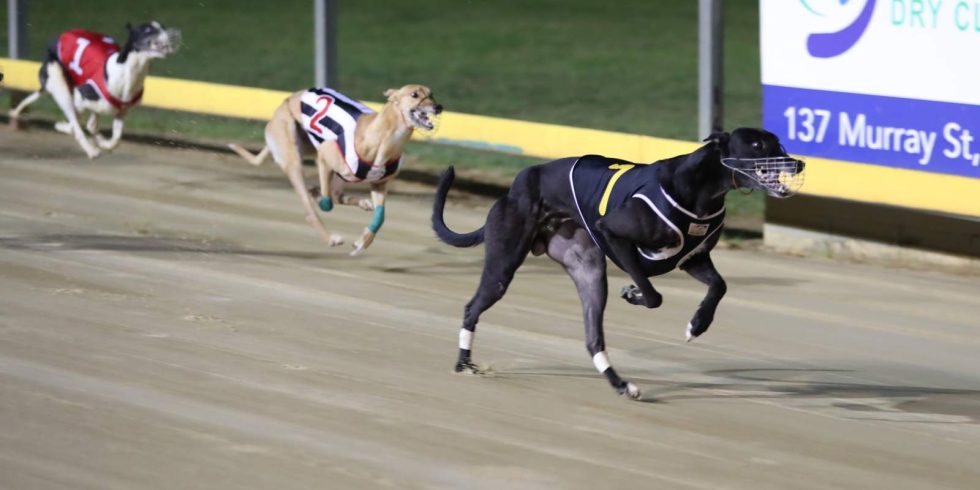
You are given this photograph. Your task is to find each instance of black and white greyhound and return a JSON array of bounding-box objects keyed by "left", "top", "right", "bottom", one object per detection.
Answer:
[
  {"left": 9, "top": 22, "right": 180, "bottom": 158},
  {"left": 432, "top": 128, "right": 805, "bottom": 399}
]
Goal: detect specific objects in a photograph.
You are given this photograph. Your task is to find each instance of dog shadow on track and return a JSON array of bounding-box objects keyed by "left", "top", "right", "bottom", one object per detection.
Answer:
[
  {"left": 495, "top": 365, "right": 980, "bottom": 421},
  {"left": 369, "top": 250, "right": 572, "bottom": 276},
  {"left": 723, "top": 276, "right": 807, "bottom": 287},
  {"left": 0, "top": 234, "right": 326, "bottom": 260},
  {"left": 633, "top": 367, "right": 980, "bottom": 422}
]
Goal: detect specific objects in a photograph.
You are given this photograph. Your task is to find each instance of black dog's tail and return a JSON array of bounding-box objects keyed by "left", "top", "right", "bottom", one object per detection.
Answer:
[{"left": 431, "top": 166, "right": 485, "bottom": 247}]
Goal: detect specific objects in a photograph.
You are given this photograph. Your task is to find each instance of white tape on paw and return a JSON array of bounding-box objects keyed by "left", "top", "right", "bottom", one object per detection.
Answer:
[
  {"left": 625, "top": 382, "right": 641, "bottom": 399},
  {"left": 459, "top": 329, "right": 474, "bottom": 350},
  {"left": 592, "top": 351, "right": 611, "bottom": 373}
]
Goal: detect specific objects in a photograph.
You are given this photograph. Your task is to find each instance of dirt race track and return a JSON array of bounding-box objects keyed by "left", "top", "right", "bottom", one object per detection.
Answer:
[{"left": 1, "top": 129, "right": 979, "bottom": 490}]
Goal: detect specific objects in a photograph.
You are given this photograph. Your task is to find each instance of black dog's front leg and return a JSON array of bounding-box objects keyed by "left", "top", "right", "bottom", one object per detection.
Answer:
[
  {"left": 679, "top": 252, "right": 727, "bottom": 341},
  {"left": 595, "top": 200, "right": 670, "bottom": 309}
]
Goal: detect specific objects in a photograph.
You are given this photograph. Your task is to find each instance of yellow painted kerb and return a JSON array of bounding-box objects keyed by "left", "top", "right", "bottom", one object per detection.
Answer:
[{"left": 2, "top": 57, "right": 978, "bottom": 218}]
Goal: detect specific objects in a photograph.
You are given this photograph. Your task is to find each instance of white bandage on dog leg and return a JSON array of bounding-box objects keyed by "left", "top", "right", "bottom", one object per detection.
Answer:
[
  {"left": 592, "top": 351, "right": 611, "bottom": 373},
  {"left": 459, "top": 329, "right": 474, "bottom": 350}
]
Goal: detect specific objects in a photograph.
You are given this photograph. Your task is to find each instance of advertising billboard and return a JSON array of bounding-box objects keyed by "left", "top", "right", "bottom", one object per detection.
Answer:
[{"left": 760, "top": 0, "right": 980, "bottom": 217}]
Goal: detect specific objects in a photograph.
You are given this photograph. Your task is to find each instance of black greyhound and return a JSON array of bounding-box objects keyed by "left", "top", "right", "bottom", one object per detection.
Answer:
[{"left": 431, "top": 128, "right": 805, "bottom": 399}]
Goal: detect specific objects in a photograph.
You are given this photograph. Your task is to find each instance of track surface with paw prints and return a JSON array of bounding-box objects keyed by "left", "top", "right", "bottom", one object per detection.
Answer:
[{"left": 1, "top": 130, "right": 979, "bottom": 489}]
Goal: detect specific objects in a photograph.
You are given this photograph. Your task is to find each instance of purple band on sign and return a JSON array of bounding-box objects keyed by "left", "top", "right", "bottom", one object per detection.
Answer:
[
  {"left": 763, "top": 84, "right": 980, "bottom": 179},
  {"left": 806, "top": 0, "right": 876, "bottom": 58}
]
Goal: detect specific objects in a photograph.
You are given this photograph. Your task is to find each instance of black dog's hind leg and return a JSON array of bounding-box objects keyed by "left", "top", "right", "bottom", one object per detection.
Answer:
[
  {"left": 455, "top": 196, "right": 537, "bottom": 374},
  {"left": 679, "top": 252, "right": 727, "bottom": 341},
  {"left": 547, "top": 223, "right": 640, "bottom": 399}
]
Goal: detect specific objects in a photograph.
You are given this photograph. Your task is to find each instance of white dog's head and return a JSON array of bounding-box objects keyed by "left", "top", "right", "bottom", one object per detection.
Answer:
[{"left": 126, "top": 21, "right": 181, "bottom": 59}]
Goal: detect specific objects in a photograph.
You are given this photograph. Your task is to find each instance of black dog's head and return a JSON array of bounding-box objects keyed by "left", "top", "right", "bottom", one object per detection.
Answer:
[
  {"left": 704, "top": 128, "right": 805, "bottom": 198},
  {"left": 124, "top": 21, "right": 180, "bottom": 59}
]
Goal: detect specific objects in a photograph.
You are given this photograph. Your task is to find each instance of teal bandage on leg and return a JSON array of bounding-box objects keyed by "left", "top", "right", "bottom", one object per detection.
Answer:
[
  {"left": 368, "top": 204, "right": 385, "bottom": 233},
  {"left": 318, "top": 196, "right": 333, "bottom": 212}
]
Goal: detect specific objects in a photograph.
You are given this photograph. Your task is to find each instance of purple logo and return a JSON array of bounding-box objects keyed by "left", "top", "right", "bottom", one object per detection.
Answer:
[{"left": 803, "top": 0, "right": 877, "bottom": 58}]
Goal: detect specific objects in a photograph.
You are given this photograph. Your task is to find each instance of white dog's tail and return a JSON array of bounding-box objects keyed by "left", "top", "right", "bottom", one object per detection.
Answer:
[{"left": 227, "top": 143, "right": 269, "bottom": 166}]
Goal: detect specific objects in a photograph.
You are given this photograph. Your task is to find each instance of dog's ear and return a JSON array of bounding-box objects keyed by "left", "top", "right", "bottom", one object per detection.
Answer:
[
  {"left": 703, "top": 132, "right": 730, "bottom": 153},
  {"left": 119, "top": 23, "right": 136, "bottom": 62},
  {"left": 384, "top": 88, "right": 397, "bottom": 101},
  {"left": 703, "top": 131, "right": 730, "bottom": 145}
]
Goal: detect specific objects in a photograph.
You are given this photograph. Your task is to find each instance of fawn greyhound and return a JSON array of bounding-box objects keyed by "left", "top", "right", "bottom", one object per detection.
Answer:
[{"left": 229, "top": 85, "right": 442, "bottom": 255}]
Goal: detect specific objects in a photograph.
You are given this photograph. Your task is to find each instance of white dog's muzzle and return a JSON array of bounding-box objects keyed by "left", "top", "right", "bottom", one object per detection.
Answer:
[{"left": 151, "top": 28, "right": 182, "bottom": 56}]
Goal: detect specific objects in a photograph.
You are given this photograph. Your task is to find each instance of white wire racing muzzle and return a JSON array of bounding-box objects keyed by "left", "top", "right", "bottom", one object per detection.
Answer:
[
  {"left": 721, "top": 156, "right": 805, "bottom": 198},
  {"left": 138, "top": 28, "right": 181, "bottom": 57},
  {"left": 158, "top": 28, "right": 182, "bottom": 56}
]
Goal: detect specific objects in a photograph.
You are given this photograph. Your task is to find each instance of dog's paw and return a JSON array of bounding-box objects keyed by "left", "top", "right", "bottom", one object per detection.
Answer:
[
  {"left": 620, "top": 285, "right": 662, "bottom": 308},
  {"left": 619, "top": 285, "right": 645, "bottom": 305},
  {"left": 616, "top": 381, "right": 642, "bottom": 400},
  {"left": 350, "top": 230, "right": 376, "bottom": 256},
  {"left": 54, "top": 121, "right": 72, "bottom": 134},
  {"left": 95, "top": 135, "right": 116, "bottom": 151},
  {"left": 350, "top": 239, "right": 371, "bottom": 256},
  {"left": 357, "top": 198, "right": 375, "bottom": 211},
  {"left": 454, "top": 361, "right": 492, "bottom": 376},
  {"left": 328, "top": 234, "right": 344, "bottom": 247},
  {"left": 84, "top": 147, "right": 101, "bottom": 160},
  {"left": 686, "top": 320, "right": 710, "bottom": 342}
]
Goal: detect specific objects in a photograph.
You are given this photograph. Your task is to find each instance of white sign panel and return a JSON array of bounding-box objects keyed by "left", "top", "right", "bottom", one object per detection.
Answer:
[{"left": 761, "top": 0, "right": 980, "bottom": 179}]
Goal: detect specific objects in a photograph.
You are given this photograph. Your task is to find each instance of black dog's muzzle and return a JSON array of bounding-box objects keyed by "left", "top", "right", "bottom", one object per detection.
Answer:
[{"left": 721, "top": 156, "right": 806, "bottom": 198}]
